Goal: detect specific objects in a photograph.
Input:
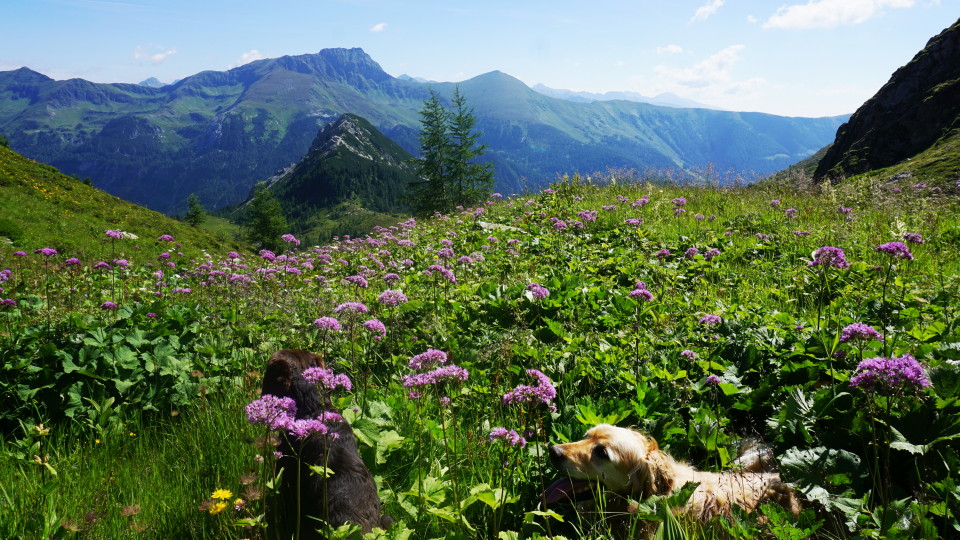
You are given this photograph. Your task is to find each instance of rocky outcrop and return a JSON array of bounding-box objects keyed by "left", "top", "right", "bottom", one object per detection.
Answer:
[{"left": 814, "top": 18, "right": 960, "bottom": 180}]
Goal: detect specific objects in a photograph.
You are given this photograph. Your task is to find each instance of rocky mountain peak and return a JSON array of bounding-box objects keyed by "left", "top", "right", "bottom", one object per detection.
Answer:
[{"left": 814, "top": 18, "right": 960, "bottom": 180}]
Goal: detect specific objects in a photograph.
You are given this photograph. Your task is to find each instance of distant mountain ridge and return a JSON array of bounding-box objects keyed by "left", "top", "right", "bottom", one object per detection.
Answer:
[
  {"left": 0, "top": 47, "right": 847, "bottom": 214},
  {"left": 814, "top": 18, "right": 960, "bottom": 181},
  {"left": 531, "top": 84, "right": 722, "bottom": 110}
]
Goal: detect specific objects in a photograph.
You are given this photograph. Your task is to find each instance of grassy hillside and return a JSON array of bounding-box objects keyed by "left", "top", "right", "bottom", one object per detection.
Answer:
[
  {"left": 0, "top": 144, "right": 243, "bottom": 256},
  {"left": 2, "top": 173, "right": 960, "bottom": 538}
]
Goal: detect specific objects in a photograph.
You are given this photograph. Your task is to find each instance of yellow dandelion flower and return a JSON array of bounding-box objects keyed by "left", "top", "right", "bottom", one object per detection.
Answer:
[
  {"left": 211, "top": 489, "right": 233, "bottom": 500},
  {"left": 209, "top": 501, "right": 228, "bottom": 515}
]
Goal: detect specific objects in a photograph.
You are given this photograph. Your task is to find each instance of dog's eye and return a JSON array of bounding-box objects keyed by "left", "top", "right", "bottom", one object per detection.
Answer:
[{"left": 592, "top": 445, "right": 609, "bottom": 460}]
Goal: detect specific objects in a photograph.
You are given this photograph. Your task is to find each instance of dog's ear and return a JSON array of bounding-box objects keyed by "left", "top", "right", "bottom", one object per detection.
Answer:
[{"left": 627, "top": 433, "right": 673, "bottom": 497}]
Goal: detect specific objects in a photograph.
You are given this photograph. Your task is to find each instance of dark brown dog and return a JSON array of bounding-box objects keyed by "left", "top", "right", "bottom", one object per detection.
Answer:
[{"left": 261, "top": 349, "right": 391, "bottom": 538}]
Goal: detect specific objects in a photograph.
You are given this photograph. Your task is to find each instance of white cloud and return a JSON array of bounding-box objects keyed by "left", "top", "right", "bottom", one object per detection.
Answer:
[
  {"left": 229, "top": 50, "right": 265, "bottom": 69},
  {"left": 133, "top": 44, "right": 176, "bottom": 65},
  {"left": 691, "top": 0, "right": 725, "bottom": 23},
  {"left": 656, "top": 44, "right": 684, "bottom": 55},
  {"left": 747, "top": 15, "right": 758, "bottom": 23},
  {"left": 638, "top": 45, "right": 767, "bottom": 108},
  {"left": 370, "top": 22, "right": 388, "bottom": 33},
  {"left": 763, "top": 0, "right": 915, "bottom": 29}
]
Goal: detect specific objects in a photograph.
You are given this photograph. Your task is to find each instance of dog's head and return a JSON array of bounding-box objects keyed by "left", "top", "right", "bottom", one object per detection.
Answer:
[
  {"left": 546, "top": 424, "right": 672, "bottom": 503},
  {"left": 261, "top": 349, "right": 324, "bottom": 396}
]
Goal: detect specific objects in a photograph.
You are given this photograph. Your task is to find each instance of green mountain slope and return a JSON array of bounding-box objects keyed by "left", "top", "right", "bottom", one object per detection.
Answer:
[
  {"left": 267, "top": 113, "right": 417, "bottom": 219},
  {"left": 0, "top": 48, "right": 847, "bottom": 214},
  {"left": 0, "top": 144, "right": 240, "bottom": 255}
]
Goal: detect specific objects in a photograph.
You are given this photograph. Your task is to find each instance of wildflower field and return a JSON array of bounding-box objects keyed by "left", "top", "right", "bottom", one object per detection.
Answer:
[{"left": 2, "top": 173, "right": 960, "bottom": 539}]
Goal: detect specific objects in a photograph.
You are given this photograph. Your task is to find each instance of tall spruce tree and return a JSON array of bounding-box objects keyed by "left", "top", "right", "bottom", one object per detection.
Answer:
[
  {"left": 410, "top": 87, "right": 492, "bottom": 216},
  {"left": 447, "top": 86, "right": 494, "bottom": 207},
  {"left": 243, "top": 182, "right": 288, "bottom": 251},
  {"left": 410, "top": 90, "right": 450, "bottom": 216}
]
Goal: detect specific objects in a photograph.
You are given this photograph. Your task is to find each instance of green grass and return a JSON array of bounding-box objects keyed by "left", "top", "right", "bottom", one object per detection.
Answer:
[
  {"left": 0, "top": 145, "right": 244, "bottom": 258},
  {"left": 2, "top": 171, "right": 960, "bottom": 538}
]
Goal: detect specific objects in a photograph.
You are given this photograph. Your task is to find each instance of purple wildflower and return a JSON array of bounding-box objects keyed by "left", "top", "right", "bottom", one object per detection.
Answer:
[
  {"left": 34, "top": 248, "right": 57, "bottom": 257},
  {"left": 401, "top": 364, "right": 469, "bottom": 388},
  {"left": 503, "top": 369, "right": 557, "bottom": 409},
  {"left": 770, "top": 200, "right": 781, "bottom": 207},
  {"left": 383, "top": 273, "right": 401, "bottom": 284},
  {"left": 624, "top": 218, "right": 643, "bottom": 226},
  {"left": 705, "top": 374, "right": 722, "bottom": 385},
  {"left": 101, "top": 301, "right": 119, "bottom": 310},
  {"left": 344, "top": 275, "right": 369, "bottom": 288},
  {"left": 0, "top": 298, "right": 17, "bottom": 308},
  {"left": 527, "top": 282, "right": 550, "bottom": 300},
  {"left": 313, "top": 317, "right": 341, "bottom": 332},
  {"left": 93, "top": 261, "right": 111, "bottom": 270},
  {"left": 408, "top": 349, "right": 448, "bottom": 370},
  {"left": 807, "top": 246, "right": 851, "bottom": 269},
  {"left": 157, "top": 234, "right": 175, "bottom": 242},
  {"left": 840, "top": 322, "right": 884, "bottom": 343},
  {"left": 378, "top": 289, "right": 408, "bottom": 306},
  {"left": 699, "top": 314, "right": 722, "bottom": 326},
  {"left": 436, "top": 248, "right": 455, "bottom": 260},
  {"left": 64, "top": 258, "right": 81, "bottom": 266},
  {"left": 245, "top": 394, "right": 297, "bottom": 431},
  {"left": 785, "top": 208, "right": 798, "bottom": 218},
  {"left": 489, "top": 427, "right": 527, "bottom": 448},
  {"left": 281, "top": 234, "right": 301, "bottom": 246},
  {"left": 333, "top": 302, "right": 369, "bottom": 315},
  {"left": 902, "top": 233, "right": 924, "bottom": 245},
  {"left": 656, "top": 249, "right": 671, "bottom": 260},
  {"left": 303, "top": 367, "right": 353, "bottom": 392},
  {"left": 849, "top": 354, "right": 931, "bottom": 392},
  {"left": 704, "top": 248, "right": 721, "bottom": 261},
  {"left": 680, "top": 349, "right": 698, "bottom": 360},
  {"left": 672, "top": 197, "right": 687, "bottom": 206},
  {"left": 104, "top": 230, "right": 124, "bottom": 239},
  {"left": 875, "top": 242, "right": 913, "bottom": 260},
  {"left": 363, "top": 318, "right": 387, "bottom": 339},
  {"left": 684, "top": 247, "right": 699, "bottom": 260}
]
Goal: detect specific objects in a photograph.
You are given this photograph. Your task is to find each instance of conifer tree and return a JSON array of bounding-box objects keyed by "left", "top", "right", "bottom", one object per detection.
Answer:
[
  {"left": 243, "top": 182, "right": 288, "bottom": 250},
  {"left": 410, "top": 87, "right": 492, "bottom": 216},
  {"left": 410, "top": 90, "right": 450, "bottom": 216},
  {"left": 447, "top": 86, "right": 494, "bottom": 207},
  {"left": 183, "top": 193, "right": 206, "bottom": 227}
]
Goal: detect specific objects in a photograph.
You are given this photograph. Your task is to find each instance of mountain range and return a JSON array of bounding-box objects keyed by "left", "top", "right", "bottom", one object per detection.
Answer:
[
  {"left": 531, "top": 84, "right": 722, "bottom": 109},
  {"left": 0, "top": 48, "right": 847, "bottom": 215}
]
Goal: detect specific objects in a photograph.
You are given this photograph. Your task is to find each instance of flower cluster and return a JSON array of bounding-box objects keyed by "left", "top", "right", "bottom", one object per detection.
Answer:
[
  {"left": 333, "top": 302, "right": 369, "bottom": 315},
  {"left": 902, "top": 233, "right": 924, "bottom": 245},
  {"left": 401, "top": 364, "right": 469, "bottom": 389},
  {"left": 807, "top": 246, "right": 850, "bottom": 269},
  {"left": 408, "top": 348, "right": 448, "bottom": 370},
  {"left": 503, "top": 369, "right": 557, "bottom": 410},
  {"left": 245, "top": 394, "right": 343, "bottom": 440},
  {"left": 488, "top": 427, "right": 527, "bottom": 447},
  {"left": 840, "top": 322, "right": 884, "bottom": 343},
  {"left": 363, "top": 318, "right": 387, "bottom": 340},
  {"left": 699, "top": 313, "right": 722, "bottom": 326},
  {"left": 875, "top": 241, "right": 913, "bottom": 260},
  {"left": 527, "top": 282, "right": 550, "bottom": 300},
  {"left": 849, "top": 354, "right": 932, "bottom": 393},
  {"left": 313, "top": 317, "right": 341, "bottom": 332},
  {"left": 629, "top": 281, "right": 654, "bottom": 302},
  {"left": 378, "top": 289, "right": 408, "bottom": 306},
  {"left": 302, "top": 367, "right": 353, "bottom": 392}
]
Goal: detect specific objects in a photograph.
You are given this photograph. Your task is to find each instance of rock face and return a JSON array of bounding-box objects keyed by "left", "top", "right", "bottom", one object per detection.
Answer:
[{"left": 814, "top": 18, "right": 960, "bottom": 180}]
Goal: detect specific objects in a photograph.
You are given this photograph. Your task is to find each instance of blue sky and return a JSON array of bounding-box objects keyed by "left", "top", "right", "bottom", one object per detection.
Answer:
[{"left": 2, "top": 0, "right": 956, "bottom": 117}]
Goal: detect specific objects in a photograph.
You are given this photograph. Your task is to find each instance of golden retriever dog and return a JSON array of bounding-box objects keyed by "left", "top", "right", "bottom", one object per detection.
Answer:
[{"left": 547, "top": 424, "right": 801, "bottom": 534}]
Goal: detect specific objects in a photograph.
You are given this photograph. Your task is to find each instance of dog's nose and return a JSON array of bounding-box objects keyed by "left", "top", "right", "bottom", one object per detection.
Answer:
[{"left": 549, "top": 445, "right": 565, "bottom": 467}]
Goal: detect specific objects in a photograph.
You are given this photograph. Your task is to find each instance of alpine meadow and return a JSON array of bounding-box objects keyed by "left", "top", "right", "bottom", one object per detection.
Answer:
[{"left": 3, "top": 11, "right": 960, "bottom": 540}]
